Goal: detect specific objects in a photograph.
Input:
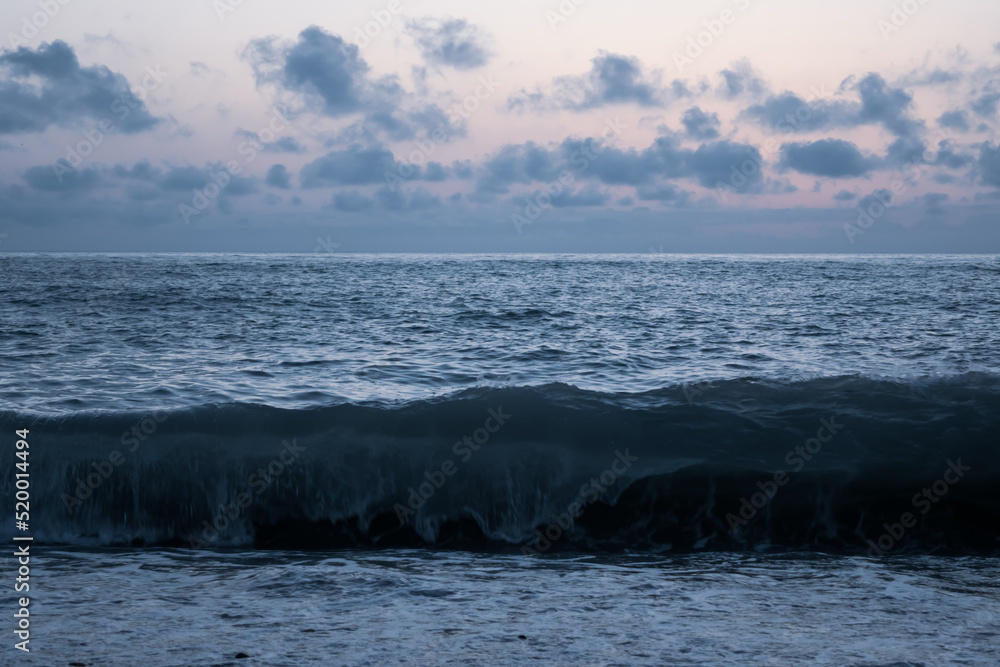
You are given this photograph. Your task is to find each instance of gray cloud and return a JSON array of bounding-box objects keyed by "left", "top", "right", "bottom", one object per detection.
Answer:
[
  {"left": 636, "top": 184, "right": 689, "bottom": 203},
  {"left": 681, "top": 106, "right": 720, "bottom": 140},
  {"left": 508, "top": 52, "right": 682, "bottom": 112},
  {"left": 470, "top": 134, "right": 764, "bottom": 202},
  {"left": 232, "top": 131, "right": 308, "bottom": 154},
  {"left": 980, "top": 143, "right": 1000, "bottom": 188},
  {"left": 938, "top": 110, "right": 969, "bottom": 131},
  {"left": 406, "top": 18, "right": 493, "bottom": 70},
  {"left": 265, "top": 164, "right": 292, "bottom": 189},
  {"left": 884, "top": 136, "right": 927, "bottom": 167},
  {"left": 922, "top": 192, "right": 949, "bottom": 214},
  {"left": 244, "top": 27, "right": 373, "bottom": 116},
  {"left": 333, "top": 190, "right": 374, "bottom": 212},
  {"left": 243, "top": 26, "right": 459, "bottom": 145},
  {"left": 854, "top": 73, "right": 923, "bottom": 138},
  {"left": 971, "top": 92, "right": 1000, "bottom": 117},
  {"left": 551, "top": 187, "right": 609, "bottom": 207},
  {"left": 686, "top": 141, "right": 764, "bottom": 189},
  {"left": 744, "top": 73, "right": 921, "bottom": 138},
  {"left": 779, "top": 139, "right": 879, "bottom": 178},
  {"left": 719, "top": 60, "right": 768, "bottom": 99},
  {"left": 742, "top": 92, "right": 854, "bottom": 133},
  {"left": 330, "top": 185, "right": 442, "bottom": 213},
  {"left": 23, "top": 164, "right": 102, "bottom": 191},
  {"left": 300, "top": 145, "right": 401, "bottom": 187},
  {"left": 474, "top": 142, "right": 558, "bottom": 195},
  {"left": 0, "top": 41, "right": 160, "bottom": 135}
]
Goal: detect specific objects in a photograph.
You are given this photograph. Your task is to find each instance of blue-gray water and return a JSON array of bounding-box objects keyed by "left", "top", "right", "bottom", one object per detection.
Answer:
[
  {"left": 3, "top": 253, "right": 999, "bottom": 410},
  {"left": 1, "top": 254, "right": 998, "bottom": 665}
]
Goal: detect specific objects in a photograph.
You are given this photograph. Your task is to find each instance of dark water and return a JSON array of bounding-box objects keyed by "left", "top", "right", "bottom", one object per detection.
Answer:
[{"left": 1, "top": 254, "right": 998, "bottom": 665}]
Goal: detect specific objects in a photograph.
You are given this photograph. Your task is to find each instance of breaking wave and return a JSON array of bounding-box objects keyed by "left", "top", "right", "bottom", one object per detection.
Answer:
[{"left": 4, "top": 374, "right": 998, "bottom": 554}]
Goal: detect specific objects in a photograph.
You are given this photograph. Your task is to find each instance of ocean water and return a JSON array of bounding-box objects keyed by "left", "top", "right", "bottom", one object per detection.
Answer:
[{"left": 1, "top": 253, "right": 999, "bottom": 665}]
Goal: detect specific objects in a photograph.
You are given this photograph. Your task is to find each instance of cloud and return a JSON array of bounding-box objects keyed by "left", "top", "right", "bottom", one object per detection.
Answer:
[
  {"left": 897, "top": 68, "right": 961, "bottom": 87},
  {"left": 243, "top": 26, "right": 460, "bottom": 144},
  {"left": 408, "top": 187, "right": 441, "bottom": 210},
  {"left": 742, "top": 92, "right": 853, "bottom": 133},
  {"left": 235, "top": 131, "right": 307, "bottom": 154},
  {"left": 3, "top": 159, "right": 268, "bottom": 228},
  {"left": 922, "top": 192, "right": 949, "bottom": 214},
  {"left": 474, "top": 142, "right": 559, "bottom": 194},
  {"left": 23, "top": 165, "right": 102, "bottom": 191},
  {"left": 190, "top": 61, "right": 212, "bottom": 78},
  {"left": 934, "top": 141, "right": 973, "bottom": 170},
  {"left": 0, "top": 40, "right": 160, "bottom": 135},
  {"left": 550, "top": 187, "right": 609, "bottom": 207},
  {"left": 508, "top": 52, "right": 681, "bottom": 111},
  {"left": 681, "top": 107, "right": 720, "bottom": 140},
  {"left": 159, "top": 166, "right": 212, "bottom": 191},
  {"left": 300, "top": 145, "right": 401, "bottom": 187},
  {"left": 971, "top": 92, "right": 1000, "bottom": 117},
  {"left": 685, "top": 141, "right": 764, "bottom": 189},
  {"left": 265, "top": 164, "right": 291, "bottom": 189},
  {"left": 938, "top": 110, "right": 969, "bottom": 131},
  {"left": 115, "top": 161, "right": 258, "bottom": 196},
  {"left": 719, "top": 59, "right": 767, "bottom": 99},
  {"left": 884, "top": 136, "right": 927, "bottom": 167},
  {"left": 406, "top": 18, "right": 493, "bottom": 70},
  {"left": 853, "top": 73, "right": 923, "bottom": 138},
  {"left": 979, "top": 143, "right": 1000, "bottom": 188},
  {"left": 424, "top": 162, "right": 447, "bottom": 181},
  {"left": 469, "top": 133, "right": 765, "bottom": 203},
  {"left": 561, "top": 139, "right": 661, "bottom": 186},
  {"left": 779, "top": 139, "right": 879, "bottom": 177},
  {"left": 332, "top": 190, "right": 373, "bottom": 212},
  {"left": 744, "top": 73, "right": 921, "bottom": 138},
  {"left": 833, "top": 190, "right": 857, "bottom": 201},
  {"left": 246, "top": 27, "right": 373, "bottom": 116},
  {"left": 365, "top": 185, "right": 441, "bottom": 211},
  {"left": 635, "top": 184, "right": 689, "bottom": 203}
]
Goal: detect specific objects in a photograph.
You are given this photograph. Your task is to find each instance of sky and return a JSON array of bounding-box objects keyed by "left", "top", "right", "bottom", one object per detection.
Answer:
[{"left": 1, "top": 0, "right": 1000, "bottom": 252}]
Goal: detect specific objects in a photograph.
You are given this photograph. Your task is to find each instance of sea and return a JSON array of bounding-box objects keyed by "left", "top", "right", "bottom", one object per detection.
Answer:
[{"left": 1, "top": 253, "right": 998, "bottom": 666}]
